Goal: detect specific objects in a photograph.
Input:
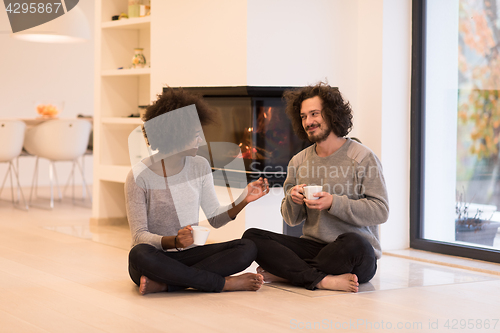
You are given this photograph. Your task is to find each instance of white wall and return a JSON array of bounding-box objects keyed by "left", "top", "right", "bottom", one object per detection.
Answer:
[
  {"left": 246, "top": 0, "right": 359, "bottom": 105},
  {"left": 379, "top": 0, "right": 412, "bottom": 251},
  {"left": 0, "top": 1, "right": 95, "bottom": 188},
  {"left": 150, "top": 0, "right": 247, "bottom": 95},
  {"left": 355, "top": 0, "right": 384, "bottom": 157}
]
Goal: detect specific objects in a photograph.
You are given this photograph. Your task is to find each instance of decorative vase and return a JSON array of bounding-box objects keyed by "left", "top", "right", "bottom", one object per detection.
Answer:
[
  {"left": 128, "top": 0, "right": 143, "bottom": 18},
  {"left": 131, "top": 48, "right": 146, "bottom": 68}
]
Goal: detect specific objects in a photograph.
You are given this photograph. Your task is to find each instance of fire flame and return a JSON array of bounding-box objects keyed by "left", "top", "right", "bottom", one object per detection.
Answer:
[{"left": 235, "top": 107, "right": 277, "bottom": 160}]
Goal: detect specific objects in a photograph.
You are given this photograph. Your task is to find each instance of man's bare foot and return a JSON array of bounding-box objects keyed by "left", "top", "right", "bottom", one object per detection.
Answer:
[
  {"left": 256, "top": 266, "right": 289, "bottom": 283},
  {"left": 139, "top": 275, "right": 167, "bottom": 295},
  {"left": 222, "top": 273, "right": 264, "bottom": 291},
  {"left": 316, "top": 273, "right": 359, "bottom": 292}
]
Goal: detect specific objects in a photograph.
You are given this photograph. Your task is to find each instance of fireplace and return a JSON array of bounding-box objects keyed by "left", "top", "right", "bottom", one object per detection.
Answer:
[{"left": 169, "top": 86, "right": 311, "bottom": 187}]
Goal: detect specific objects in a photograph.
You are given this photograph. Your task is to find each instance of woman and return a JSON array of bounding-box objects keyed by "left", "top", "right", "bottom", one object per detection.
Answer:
[{"left": 126, "top": 88, "right": 269, "bottom": 295}]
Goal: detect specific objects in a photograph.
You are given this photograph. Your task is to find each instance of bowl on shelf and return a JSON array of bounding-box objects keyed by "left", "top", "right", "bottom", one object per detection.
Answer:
[{"left": 35, "top": 102, "right": 64, "bottom": 118}]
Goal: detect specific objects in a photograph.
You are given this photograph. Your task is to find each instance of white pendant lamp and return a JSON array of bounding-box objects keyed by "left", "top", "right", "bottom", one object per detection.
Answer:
[{"left": 12, "top": 6, "right": 90, "bottom": 43}]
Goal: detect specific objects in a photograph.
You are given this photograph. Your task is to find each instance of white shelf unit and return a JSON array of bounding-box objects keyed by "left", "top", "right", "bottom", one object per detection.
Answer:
[{"left": 93, "top": 0, "right": 151, "bottom": 225}]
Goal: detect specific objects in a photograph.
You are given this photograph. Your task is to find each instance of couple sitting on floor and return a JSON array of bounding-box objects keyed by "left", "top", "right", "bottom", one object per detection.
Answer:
[{"left": 125, "top": 83, "right": 389, "bottom": 295}]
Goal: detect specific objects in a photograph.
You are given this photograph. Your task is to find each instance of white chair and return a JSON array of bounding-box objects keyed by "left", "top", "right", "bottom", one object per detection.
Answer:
[
  {"left": 0, "top": 120, "right": 28, "bottom": 210},
  {"left": 24, "top": 119, "right": 92, "bottom": 209}
]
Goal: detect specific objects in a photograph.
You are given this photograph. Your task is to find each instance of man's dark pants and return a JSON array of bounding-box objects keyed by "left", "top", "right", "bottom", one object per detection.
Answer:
[{"left": 242, "top": 228, "right": 377, "bottom": 289}]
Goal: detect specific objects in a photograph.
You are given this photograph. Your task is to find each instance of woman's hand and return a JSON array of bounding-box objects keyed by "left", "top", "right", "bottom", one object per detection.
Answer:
[
  {"left": 304, "top": 192, "right": 333, "bottom": 211},
  {"left": 227, "top": 178, "right": 269, "bottom": 219},
  {"left": 176, "top": 225, "right": 194, "bottom": 248},
  {"left": 244, "top": 177, "right": 270, "bottom": 204}
]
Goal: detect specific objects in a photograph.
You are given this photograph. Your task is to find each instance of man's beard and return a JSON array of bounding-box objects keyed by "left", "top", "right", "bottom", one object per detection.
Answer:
[{"left": 306, "top": 124, "right": 331, "bottom": 143}]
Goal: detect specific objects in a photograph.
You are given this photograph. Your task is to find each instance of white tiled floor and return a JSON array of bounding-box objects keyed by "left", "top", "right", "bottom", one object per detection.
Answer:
[
  {"left": 29, "top": 194, "right": 500, "bottom": 296},
  {"left": 2, "top": 187, "right": 500, "bottom": 332},
  {"left": 253, "top": 255, "right": 499, "bottom": 298}
]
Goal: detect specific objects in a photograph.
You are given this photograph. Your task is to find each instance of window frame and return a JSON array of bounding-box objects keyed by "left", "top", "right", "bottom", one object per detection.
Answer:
[{"left": 410, "top": 0, "right": 500, "bottom": 263}]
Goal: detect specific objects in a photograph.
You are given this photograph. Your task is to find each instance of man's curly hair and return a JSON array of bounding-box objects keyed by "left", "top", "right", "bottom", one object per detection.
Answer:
[
  {"left": 283, "top": 82, "right": 353, "bottom": 141},
  {"left": 142, "top": 87, "right": 218, "bottom": 154}
]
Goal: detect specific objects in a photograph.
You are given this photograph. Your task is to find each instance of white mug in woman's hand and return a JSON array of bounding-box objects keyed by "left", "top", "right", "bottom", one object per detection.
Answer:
[{"left": 191, "top": 226, "right": 210, "bottom": 245}]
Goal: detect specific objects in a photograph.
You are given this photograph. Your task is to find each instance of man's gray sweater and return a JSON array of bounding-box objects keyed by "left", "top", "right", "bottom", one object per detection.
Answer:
[{"left": 281, "top": 139, "right": 389, "bottom": 258}]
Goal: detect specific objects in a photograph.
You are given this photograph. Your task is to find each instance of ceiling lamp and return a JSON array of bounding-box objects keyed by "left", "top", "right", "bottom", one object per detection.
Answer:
[{"left": 12, "top": 6, "right": 90, "bottom": 43}]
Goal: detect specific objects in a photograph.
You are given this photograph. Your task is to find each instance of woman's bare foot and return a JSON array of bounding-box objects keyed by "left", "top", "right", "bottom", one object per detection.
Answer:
[
  {"left": 256, "top": 266, "right": 289, "bottom": 283},
  {"left": 222, "top": 273, "right": 264, "bottom": 291},
  {"left": 139, "top": 275, "right": 168, "bottom": 295},
  {"left": 316, "top": 273, "right": 359, "bottom": 293}
]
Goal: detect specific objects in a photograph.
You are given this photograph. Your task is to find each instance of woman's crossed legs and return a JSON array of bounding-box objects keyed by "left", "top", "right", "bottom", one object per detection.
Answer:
[{"left": 128, "top": 239, "right": 263, "bottom": 294}]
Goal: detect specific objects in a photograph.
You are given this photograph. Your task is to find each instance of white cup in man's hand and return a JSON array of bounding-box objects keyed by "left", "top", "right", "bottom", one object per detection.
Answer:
[
  {"left": 303, "top": 185, "right": 323, "bottom": 200},
  {"left": 191, "top": 226, "right": 210, "bottom": 245}
]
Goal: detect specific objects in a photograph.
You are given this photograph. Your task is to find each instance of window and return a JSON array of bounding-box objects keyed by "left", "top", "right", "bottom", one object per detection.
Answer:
[{"left": 411, "top": 0, "right": 500, "bottom": 262}]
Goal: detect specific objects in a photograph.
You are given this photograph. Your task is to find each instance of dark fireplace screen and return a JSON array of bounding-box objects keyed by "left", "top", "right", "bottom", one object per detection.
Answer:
[{"left": 170, "top": 87, "right": 311, "bottom": 187}]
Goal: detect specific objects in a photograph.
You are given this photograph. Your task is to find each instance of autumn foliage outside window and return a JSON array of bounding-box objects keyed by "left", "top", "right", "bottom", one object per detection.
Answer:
[{"left": 457, "top": 0, "right": 500, "bottom": 207}]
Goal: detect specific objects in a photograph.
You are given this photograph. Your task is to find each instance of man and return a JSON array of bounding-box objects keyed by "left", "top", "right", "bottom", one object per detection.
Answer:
[{"left": 242, "top": 83, "right": 389, "bottom": 292}]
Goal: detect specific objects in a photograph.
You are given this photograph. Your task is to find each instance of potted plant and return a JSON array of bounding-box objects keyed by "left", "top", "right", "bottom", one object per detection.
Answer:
[{"left": 455, "top": 191, "right": 500, "bottom": 246}]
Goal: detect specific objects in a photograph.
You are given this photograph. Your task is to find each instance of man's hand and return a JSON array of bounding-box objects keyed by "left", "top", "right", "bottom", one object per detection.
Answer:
[
  {"left": 176, "top": 225, "right": 194, "bottom": 248},
  {"left": 244, "top": 177, "right": 269, "bottom": 204},
  {"left": 304, "top": 192, "right": 333, "bottom": 211},
  {"left": 290, "top": 184, "right": 307, "bottom": 205}
]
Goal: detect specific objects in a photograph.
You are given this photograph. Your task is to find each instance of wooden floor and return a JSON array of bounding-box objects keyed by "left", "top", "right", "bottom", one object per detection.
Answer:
[{"left": 1, "top": 194, "right": 500, "bottom": 333}]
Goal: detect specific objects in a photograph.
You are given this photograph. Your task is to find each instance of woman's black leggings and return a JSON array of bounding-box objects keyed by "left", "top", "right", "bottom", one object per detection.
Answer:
[{"left": 128, "top": 239, "right": 257, "bottom": 292}]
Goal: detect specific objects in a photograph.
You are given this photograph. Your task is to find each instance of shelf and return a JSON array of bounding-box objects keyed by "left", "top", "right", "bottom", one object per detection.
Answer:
[
  {"left": 101, "top": 16, "right": 151, "bottom": 30},
  {"left": 99, "top": 165, "right": 132, "bottom": 183},
  {"left": 102, "top": 117, "right": 143, "bottom": 125},
  {"left": 94, "top": 0, "right": 152, "bottom": 222},
  {"left": 101, "top": 68, "right": 150, "bottom": 76}
]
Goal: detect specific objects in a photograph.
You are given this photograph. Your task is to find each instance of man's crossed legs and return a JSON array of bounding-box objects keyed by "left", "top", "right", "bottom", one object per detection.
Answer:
[{"left": 242, "top": 229, "right": 377, "bottom": 293}]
